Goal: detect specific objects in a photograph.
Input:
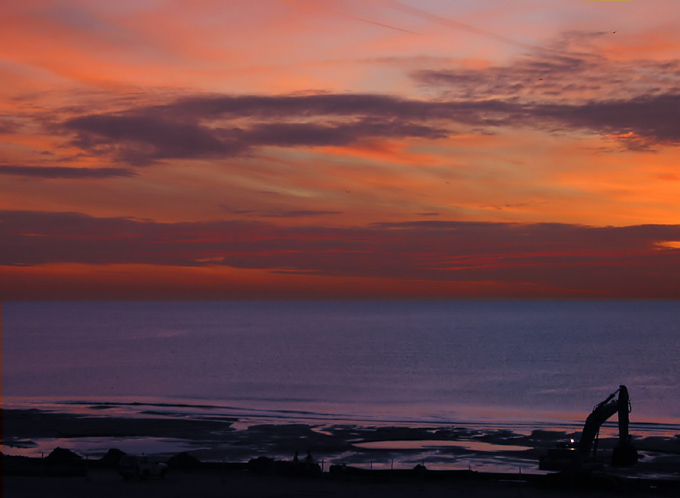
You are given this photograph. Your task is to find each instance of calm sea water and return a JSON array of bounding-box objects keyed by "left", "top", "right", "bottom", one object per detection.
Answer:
[{"left": 4, "top": 301, "right": 680, "bottom": 426}]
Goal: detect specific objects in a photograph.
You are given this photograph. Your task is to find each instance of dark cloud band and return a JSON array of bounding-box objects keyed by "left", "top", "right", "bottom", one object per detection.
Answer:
[{"left": 2, "top": 210, "right": 680, "bottom": 297}]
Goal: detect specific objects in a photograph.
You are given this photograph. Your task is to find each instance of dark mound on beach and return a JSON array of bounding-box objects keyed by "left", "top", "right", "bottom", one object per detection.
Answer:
[{"left": 98, "top": 448, "right": 126, "bottom": 468}]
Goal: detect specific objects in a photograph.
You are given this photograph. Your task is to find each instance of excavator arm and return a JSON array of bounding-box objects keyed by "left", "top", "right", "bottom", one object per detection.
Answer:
[
  {"left": 578, "top": 386, "right": 630, "bottom": 456},
  {"left": 539, "top": 385, "right": 638, "bottom": 471}
]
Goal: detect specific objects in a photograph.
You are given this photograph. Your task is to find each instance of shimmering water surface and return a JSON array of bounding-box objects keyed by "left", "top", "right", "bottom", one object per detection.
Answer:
[
  {"left": 5, "top": 301, "right": 680, "bottom": 424},
  {"left": 5, "top": 301, "right": 680, "bottom": 423}
]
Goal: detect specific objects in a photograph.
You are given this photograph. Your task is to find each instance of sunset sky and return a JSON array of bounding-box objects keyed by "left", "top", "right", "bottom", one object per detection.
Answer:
[{"left": 2, "top": 0, "right": 680, "bottom": 299}]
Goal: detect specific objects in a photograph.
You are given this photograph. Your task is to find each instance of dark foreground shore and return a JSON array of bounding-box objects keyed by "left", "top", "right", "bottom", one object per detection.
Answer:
[
  {"left": 4, "top": 407, "right": 680, "bottom": 497},
  {"left": 6, "top": 465, "right": 680, "bottom": 498}
]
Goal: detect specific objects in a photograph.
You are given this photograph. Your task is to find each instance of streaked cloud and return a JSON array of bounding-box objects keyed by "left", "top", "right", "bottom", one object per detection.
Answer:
[
  {"left": 412, "top": 36, "right": 680, "bottom": 150},
  {"left": 220, "top": 204, "right": 341, "bottom": 218},
  {"left": 0, "top": 165, "right": 135, "bottom": 179},
  {"left": 412, "top": 33, "right": 680, "bottom": 103}
]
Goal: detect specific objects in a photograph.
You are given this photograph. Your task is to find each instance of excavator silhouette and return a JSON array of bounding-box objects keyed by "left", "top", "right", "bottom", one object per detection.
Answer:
[{"left": 539, "top": 385, "right": 639, "bottom": 471}]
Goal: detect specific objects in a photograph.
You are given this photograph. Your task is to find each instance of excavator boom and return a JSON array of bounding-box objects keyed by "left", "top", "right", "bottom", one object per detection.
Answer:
[{"left": 539, "top": 385, "right": 638, "bottom": 471}]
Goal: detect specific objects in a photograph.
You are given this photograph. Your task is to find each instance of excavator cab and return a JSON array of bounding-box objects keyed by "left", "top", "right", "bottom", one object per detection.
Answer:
[{"left": 539, "top": 385, "right": 639, "bottom": 471}]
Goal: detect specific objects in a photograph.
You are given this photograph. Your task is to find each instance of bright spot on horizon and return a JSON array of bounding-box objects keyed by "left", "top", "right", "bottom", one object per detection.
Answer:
[{"left": 656, "top": 241, "right": 680, "bottom": 250}]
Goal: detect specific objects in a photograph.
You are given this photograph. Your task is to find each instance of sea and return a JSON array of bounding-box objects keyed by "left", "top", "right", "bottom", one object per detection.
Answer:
[{"left": 3, "top": 301, "right": 680, "bottom": 464}]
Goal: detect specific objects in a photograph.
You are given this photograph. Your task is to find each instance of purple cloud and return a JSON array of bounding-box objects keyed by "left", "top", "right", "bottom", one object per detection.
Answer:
[
  {"left": 60, "top": 103, "right": 454, "bottom": 165},
  {"left": 63, "top": 114, "right": 248, "bottom": 165},
  {"left": 58, "top": 82, "right": 680, "bottom": 166},
  {"left": 0, "top": 119, "right": 19, "bottom": 134}
]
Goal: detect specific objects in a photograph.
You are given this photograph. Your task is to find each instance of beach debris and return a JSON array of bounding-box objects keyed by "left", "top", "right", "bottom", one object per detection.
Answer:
[
  {"left": 118, "top": 455, "right": 168, "bottom": 480},
  {"left": 168, "top": 451, "right": 202, "bottom": 471},
  {"left": 99, "top": 448, "right": 126, "bottom": 468},
  {"left": 247, "top": 455, "right": 322, "bottom": 476},
  {"left": 45, "top": 447, "right": 82, "bottom": 463},
  {"left": 247, "top": 456, "right": 276, "bottom": 474},
  {"left": 413, "top": 463, "right": 428, "bottom": 474}
]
